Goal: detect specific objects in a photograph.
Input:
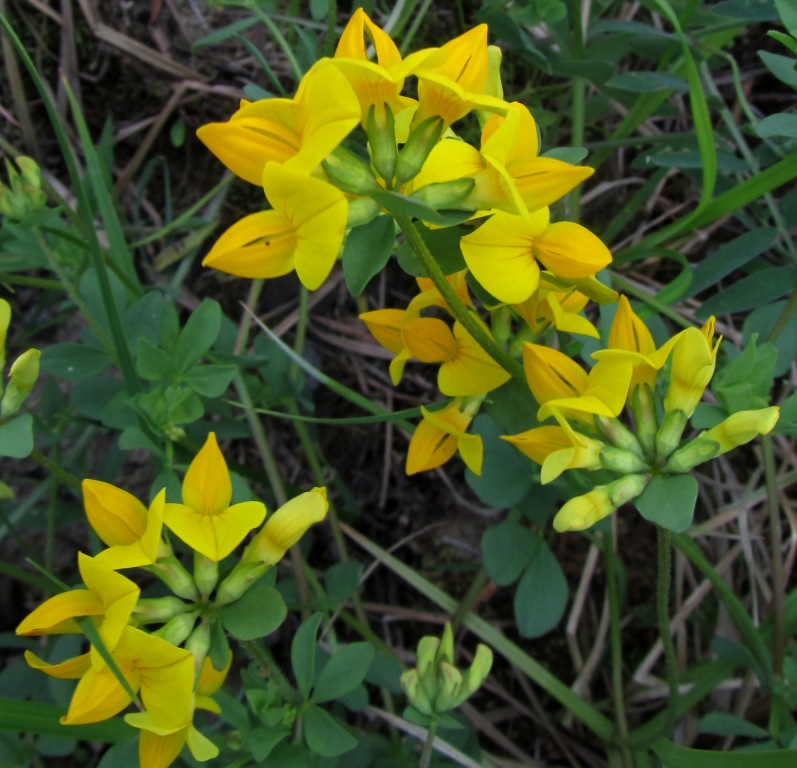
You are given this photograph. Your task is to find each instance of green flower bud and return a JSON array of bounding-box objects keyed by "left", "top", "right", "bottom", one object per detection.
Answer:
[
  {"left": 185, "top": 619, "right": 211, "bottom": 673},
  {"left": 434, "top": 662, "right": 464, "bottom": 712},
  {"left": 596, "top": 416, "right": 646, "bottom": 460},
  {"left": 145, "top": 555, "right": 199, "bottom": 601},
  {"left": 133, "top": 596, "right": 191, "bottom": 623},
  {"left": 0, "top": 157, "right": 46, "bottom": 219},
  {"left": 366, "top": 103, "right": 398, "bottom": 185},
  {"left": 460, "top": 644, "right": 493, "bottom": 701},
  {"left": 600, "top": 445, "right": 649, "bottom": 475},
  {"left": 0, "top": 299, "right": 10, "bottom": 375},
  {"left": 412, "top": 179, "right": 474, "bottom": 211},
  {"left": 152, "top": 612, "right": 198, "bottom": 646},
  {"left": 655, "top": 409, "right": 688, "bottom": 463},
  {"left": 395, "top": 116, "right": 444, "bottom": 187},
  {"left": 661, "top": 437, "right": 720, "bottom": 474},
  {"left": 630, "top": 384, "right": 658, "bottom": 458},
  {"left": 1, "top": 348, "right": 40, "bottom": 417},
  {"left": 323, "top": 146, "right": 380, "bottom": 196},
  {"left": 346, "top": 197, "right": 382, "bottom": 228},
  {"left": 215, "top": 560, "right": 268, "bottom": 606},
  {"left": 400, "top": 668, "right": 435, "bottom": 715},
  {"left": 194, "top": 553, "right": 219, "bottom": 599}
]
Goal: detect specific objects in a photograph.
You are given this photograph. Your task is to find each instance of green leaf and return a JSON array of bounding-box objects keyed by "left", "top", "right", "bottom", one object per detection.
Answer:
[
  {"left": 466, "top": 415, "right": 535, "bottom": 508},
  {"left": 40, "top": 343, "right": 110, "bottom": 381},
  {"left": 698, "top": 712, "right": 770, "bottom": 739},
  {"left": 96, "top": 738, "right": 139, "bottom": 768},
  {"left": 541, "top": 147, "right": 589, "bottom": 164},
  {"left": 219, "top": 581, "right": 287, "bottom": 641},
  {"left": 652, "top": 736, "right": 797, "bottom": 767},
  {"left": 303, "top": 704, "right": 357, "bottom": 757},
  {"left": 370, "top": 189, "right": 446, "bottom": 224},
  {"left": 291, "top": 613, "right": 324, "bottom": 699},
  {"left": 323, "top": 561, "right": 364, "bottom": 607},
  {"left": 713, "top": 335, "right": 777, "bottom": 413},
  {"left": 755, "top": 114, "right": 797, "bottom": 139},
  {"left": 311, "top": 643, "right": 374, "bottom": 704},
  {"left": 774, "top": 391, "right": 797, "bottom": 436},
  {"left": 684, "top": 229, "right": 777, "bottom": 299},
  {"left": 697, "top": 266, "right": 797, "bottom": 319},
  {"left": 775, "top": 0, "right": 797, "bottom": 34},
  {"left": 635, "top": 475, "right": 698, "bottom": 532},
  {"left": 606, "top": 71, "right": 687, "bottom": 92},
  {"left": 246, "top": 725, "right": 291, "bottom": 762},
  {"left": 758, "top": 50, "right": 797, "bottom": 89},
  {"left": 0, "top": 414, "right": 34, "bottom": 458},
  {"left": 182, "top": 364, "right": 238, "bottom": 397},
  {"left": 342, "top": 215, "right": 395, "bottom": 295},
  {"left": 136, "top": 339, "right": 176, "bottom": 382},
  {"left": 397, "top": 223, "right": 468, "bottom": 277},
  {"left": 514, "top": 534, "right": 568, "bottom": 638},
  {"left": 481, "top": 521, "right": 535, "bottom": 586},
  {"left": 743, "top": 300, "right": 797, "bottom": 376},
  {"left": 175, "top": 299, "right": 222, "bottom": 371}
]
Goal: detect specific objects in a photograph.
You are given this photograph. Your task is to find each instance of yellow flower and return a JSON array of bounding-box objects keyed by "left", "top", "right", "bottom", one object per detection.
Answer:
[
  {"left": 83, "top": 481, "right": 167, "bottom": 569},
  {"left": 126, "top": 653, "right": 231, "bottom": 768},
  {"left": 197, "top": 64, "right": 360, "bottom": 185},
  {"left": 553, "top": 474, "right": 648, "bottom": 532},
  {"left": 163, "top": 433, "right": 266, "bottom": 562},
  {"left": 16, "top": 553, "right": 139, "bottom": 652},
  {"left": 511, "top": 275, "right": 599, "bottom": 339},
  {"left": 522, "top": 343, "right": 632, "bottom": 423},
  {"left": 242, "top": 487, "right": 328, "bottom": 567},
  {"left": 592, "top": 295, "right": 680, "bottom": 389},
  {"left": 663, "top": 318, "right": 720, "bottom": 417},
  {"left": 406, "top": 398, "right": 484, "bottom": 475},
  {"left": 51, "top": 626, "right": 194, "bottom": 727},
  {"left": 402, "top": 317, "right": 511, "bottom": 396},
  {"left": 330, "top": 8, "right": 434, "bottom": 125},
  {"left": 502, "top": 422, "right": 604, "bottom": 484},
  {"left": 460, "top": 208, "right": 611, "bottom": 304},
  {"left": 203, "top": 163, "right": 348, "bottom": 290},
  {"left": 413, "top": 25, "right": 508, "bottom": 129}
]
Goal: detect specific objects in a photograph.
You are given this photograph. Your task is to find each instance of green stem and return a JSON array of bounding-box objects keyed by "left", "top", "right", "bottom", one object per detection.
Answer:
[
  {"left": 418, "top": 718, "right": 438, "bottom": 768},
  {"left": 393, "top": 215, "right": 526, "bottom": 387},
  {"left": 29, "top": 449, "right": 82, "bottom": 491},
  {"left": 656, "top": 526, "right": 678, "bottom": 737},
  {"left": 671, "top": 532, "right": 772, "bottom": 684},
  {"left": 241, "top": 639, "right": 302, "bottom": 706},
  {"left": 450, "top": 567, "right": 489, "bottom": 634},
  {"left": 603, "top": 533, "right": 633, "bottom": 768},
  {"left": 324, "top": 0, "right": 337, "bottom": 57}
]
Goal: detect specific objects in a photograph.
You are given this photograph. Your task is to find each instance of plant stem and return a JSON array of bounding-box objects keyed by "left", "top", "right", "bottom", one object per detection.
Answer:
[
  {"left": 241, "top": 639, "right": 302, "bottom": 705},
  {"left": 29, "top": 448, "right": 82, "bottom": 490},
  {"left": 603, "top": 533, "right": 633, "bottom": 768},
  {"left": 418, "top": 719, "right": 438, "bottom": 768},
  {"left": 393, "top": 214, "right": 527, "bottom": 387},
  {"left": 656, "top": 525, "right": 678, "bottom": 737}
]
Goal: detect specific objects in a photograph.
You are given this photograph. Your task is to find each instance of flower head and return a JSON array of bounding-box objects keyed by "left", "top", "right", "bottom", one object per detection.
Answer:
[
  {"left": 407, "top": 398, "right": 483, "bottom": 475},
  {"left": 164, "top": 433, "right": 266, "bottom": 562}
]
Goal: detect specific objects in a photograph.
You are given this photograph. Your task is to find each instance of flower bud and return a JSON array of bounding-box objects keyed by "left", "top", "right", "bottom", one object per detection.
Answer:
[
  {"left": 185, "top": 619, "right": 211, "bottom": 674},
  {"left": 655, "top": 409, "right": 688, "bottom": 463},
  {"left": 412, "top": 179, "right": 475, "bottom": 211},
  {"left": 599, "top": 445, "right": 649, "bottom": 475},
  {"left": 1, "top": 348, "right": 40, "bottom": 417},
  {"left": 596, "top": 416, "right": 646, "bottom": 460},
  {"left": 395, "top": 116, "right": 445, "bottom": 187},
  {"left": 366, "top": 103, "right": 398, "bottom": 185},
  {"left": 0, "top": 157, "right": 46, "bottom": 219},
  {"left": 346, "top": 197, "right": 382, "bottom": 228},
  {"left": 630, "top": 384, "right": 657, "bottom": 458},
  {"left": 152, "top": 612, "right": 198, "bottom": 646},
  {"left": 133, "top": 596, "right": 191, "bottom": 624},
  {"left": 214, "top": 560, "right": 268, "bottom": 606},
  {"left": 146, "top": 556, "right": 199, "bottom": 601},
  {"left": 241, "top": 487, "right": 328, "bottom": 568},
  {"left": 0, "top": 299, "right": 10, "bottom": 375},
  {"left": 400, "top": 668, "right": 435, "bottom": 715},
  {"left": 553, "top": 473, "right": 649, "bottom": 532},
  {"left": 194, "top": 553, "right": 219, "bottom": 599},
  {"left": 323, "top": 146, "right": 380, "bottom": 196}
]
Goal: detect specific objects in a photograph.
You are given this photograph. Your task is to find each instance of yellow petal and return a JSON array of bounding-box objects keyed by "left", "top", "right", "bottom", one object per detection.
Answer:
[
  {"left": 16, "top": 589, "right": 99, "bottom": 636},
  {"left": 82, "top": 479, "right": 148, "bottom": 546},
  {"left": 501, "top": 425, "right": 571, "bottom": 465},
  {"left": 25, "top": 650, "right": 91, "bottom": 679},
  {"left": 182, "top": 433, "right": 231, "bottom": 517},
  {"left": 62, "top": 663, "right": 135, "bottom": 725},
  {"left": 360, "top": 309, "right": 407, "bottom": 354},
  {"left": 402, "top": 317, "right": 456, "bottom": 363},
  {"left": 406, "top": 417, "right": 458, "bottom": 475},
  {"left": 438, "top": 322, "right": 511, "bottom": 396},
  {"left": 533, "top": 222, "right": 612, "bottom": 278},
  {"left": 522, "top": 343, "right": 587, "bottom": 406},
  {"left": 138, "top": 727, "right": 187, "bottom": 768},
  {"left": 202, "top": 209, "right": 296, "bottom": 280}
]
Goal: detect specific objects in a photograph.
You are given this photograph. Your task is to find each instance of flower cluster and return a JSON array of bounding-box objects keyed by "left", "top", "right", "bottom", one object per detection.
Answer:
[
  {"left": 17, "top": 433, "right": 328, "bottom": 768},
  {"left": 197, "top": 10, "right": 779, "bottom": 533},
  {"left": 503, "top": 297, "right": 779, "bottom": 531}
]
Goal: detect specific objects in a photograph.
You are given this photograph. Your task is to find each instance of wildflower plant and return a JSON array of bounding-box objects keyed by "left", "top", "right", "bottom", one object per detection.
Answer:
[{"left": 2, "top": 2, "right": 796, "bottom": 767}]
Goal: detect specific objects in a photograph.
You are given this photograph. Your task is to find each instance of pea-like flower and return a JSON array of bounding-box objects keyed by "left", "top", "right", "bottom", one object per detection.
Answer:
[{"left": 163, "top": 432, "right": 266, "bottom": 562}]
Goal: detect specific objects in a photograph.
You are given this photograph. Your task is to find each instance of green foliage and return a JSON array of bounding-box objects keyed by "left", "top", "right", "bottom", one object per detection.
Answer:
[{"left": 636, "top": 475, "right": 699, "bottom": 532}]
